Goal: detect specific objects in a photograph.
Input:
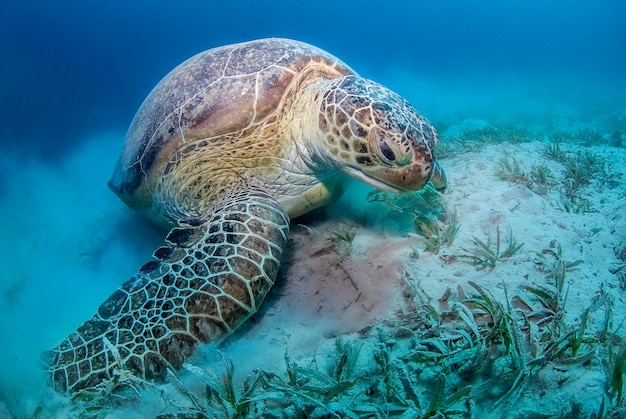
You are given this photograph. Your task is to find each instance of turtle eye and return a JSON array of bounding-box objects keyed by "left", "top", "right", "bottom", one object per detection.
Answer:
[
  {"left": 370, "top": 129, "right": 413, "bottom": 166},
  {"left": 370, "top": 128, "right": 397, "bottom": 165},
  {"left": 378, "top": 138, "right": 396, "bottom": 162}
]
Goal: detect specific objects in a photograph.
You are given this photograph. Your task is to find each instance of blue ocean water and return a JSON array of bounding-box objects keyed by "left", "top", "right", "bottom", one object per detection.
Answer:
[
  {"left": 1, "top": 0, "right": 625, "bottom": 417},
  {"left": 2, "top": 0, "right": 624, "bottom": 158}
]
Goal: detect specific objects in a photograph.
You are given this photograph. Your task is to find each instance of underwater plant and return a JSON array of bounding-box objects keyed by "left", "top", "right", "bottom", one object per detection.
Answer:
[
  {"left": 161, "top": 341, "right": 369, "bottom": 418},
  {"left": 555, "top": 196, "right": 597, "bottom": 214},
  {"left": 495, "top": 157, "right": 531, "bottom": 186},
  {"left": 327, "top": 223, "right": 358, "bottom": 256},
  {"left": 411, "top": 210, "right": 461, "bottom": 255},
  {"left": 604, "top": 111, "right": 626, "bottom": 147},
  {"left": 456, "top": 226, "right": 524, "bottom": 268},
  {"left": 548, "top": 128, "right": 604, "bottom": 147},
  {"left": 398, "top": 262, "right": 615, "bottom": 416},
  {"left": 575, "top": 127, "right": 605, "bottom": 146},
  {"left": 530, "top": 241, "right": 583, "bottom": 310},
  {"left": 611, "top": 244, "right": 626, "bottom": 291},
  {"left": 442, "top": 124, "right": 532, "bottom": 155},
  {"left": 367, "top": 182, "right": 446, "bottom": 219},
  {"left": 542, "top": 141, "right": 567, "bottom": 162},
  {"left": 539, "top": 142, "right": 610, "bottom": 213},
  {"left": 496, "top": 157, "right": 557, "bottom": 196},
  {"left": 605, "top": 342, "right": 626, "bottom": 409},
  {"left": 529, "top": 164, "right": 557, "bottom": 191},
  {"left": 368, "top": 183, "right": 460, "bottom": 256},
  {"left": 70, "top": 369, "right": 147, "bottom": 416},
  {"left": 556, "top": 152, "right": 604, "bottom": 212},
  {"left": 562, "top": 155, "right": 591, "bottom": 191},
  {"left": 21, "top": 407, "right": 43, "bottom": 419}
]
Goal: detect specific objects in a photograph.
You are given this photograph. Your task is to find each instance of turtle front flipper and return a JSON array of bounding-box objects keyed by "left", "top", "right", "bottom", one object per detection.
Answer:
[{"left": 44, "top": 189, "right": 289, "bottom": 393}]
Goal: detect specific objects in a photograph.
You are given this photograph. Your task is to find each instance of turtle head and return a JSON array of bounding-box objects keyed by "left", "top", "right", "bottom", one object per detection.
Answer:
[{"left": 313, "top": 76, "right": 446, "bottom": 193}]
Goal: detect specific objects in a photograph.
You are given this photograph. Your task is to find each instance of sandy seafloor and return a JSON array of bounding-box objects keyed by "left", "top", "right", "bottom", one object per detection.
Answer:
[{"left": 0, "top": 85, "right": 625, "bottom": 418}]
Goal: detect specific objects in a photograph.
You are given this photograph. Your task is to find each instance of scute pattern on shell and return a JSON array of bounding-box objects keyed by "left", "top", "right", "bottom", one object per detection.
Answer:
[{"left": 109, "top": 38, "right": 353, "bottom": 216}]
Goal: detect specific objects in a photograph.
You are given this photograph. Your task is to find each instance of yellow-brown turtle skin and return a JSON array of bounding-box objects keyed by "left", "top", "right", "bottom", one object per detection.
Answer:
[{"left": 44, "top": 38, "right": 446, "bottom": 393}]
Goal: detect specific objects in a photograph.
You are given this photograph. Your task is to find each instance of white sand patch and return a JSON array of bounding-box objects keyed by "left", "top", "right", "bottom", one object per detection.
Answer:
[
  {"left": 411, "top": 140, "right": 625, "bottom": 317},
  {"left": 207, "top": 222, "right": 411, "bottom": 380}
]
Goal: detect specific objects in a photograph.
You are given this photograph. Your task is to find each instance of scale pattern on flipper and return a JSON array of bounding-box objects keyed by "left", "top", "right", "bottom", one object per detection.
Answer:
[{"left": 44, "top": 190, "right": 289, "bottom": 393}]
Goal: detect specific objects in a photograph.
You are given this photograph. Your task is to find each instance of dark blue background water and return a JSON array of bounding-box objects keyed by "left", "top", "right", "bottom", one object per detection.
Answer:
[
  {"left": 0, "top": 2, "right": 625, "bottom": 416},
  {"left": 2, "top": 0, "right": 624, "bottom": 159}
]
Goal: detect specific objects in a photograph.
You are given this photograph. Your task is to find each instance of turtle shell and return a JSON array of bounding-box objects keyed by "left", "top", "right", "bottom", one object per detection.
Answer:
[{"left": 109, "top": 38, "right": 353, "bottom": 213}]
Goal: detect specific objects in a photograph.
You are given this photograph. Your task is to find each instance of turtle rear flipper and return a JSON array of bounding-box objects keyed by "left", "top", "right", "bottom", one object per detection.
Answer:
[{"left": 44, "top": 190, "right": 289, "bottom": 393}]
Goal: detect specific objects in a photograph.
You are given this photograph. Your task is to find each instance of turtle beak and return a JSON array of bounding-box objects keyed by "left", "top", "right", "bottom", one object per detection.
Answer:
[
  {"left": 344, "top": 157, "right": 446, "bottom": 195},
  {"left": 428, "top": 161, "right": 447, "bottom": 192},
  {"left": 343, "top": 166, "right": 414, "bottom": 194}
]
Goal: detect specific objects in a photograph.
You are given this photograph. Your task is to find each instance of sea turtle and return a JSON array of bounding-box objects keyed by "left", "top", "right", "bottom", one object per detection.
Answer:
[{"left": 45, "top": 38, "right": 447, "bottom": 393}]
